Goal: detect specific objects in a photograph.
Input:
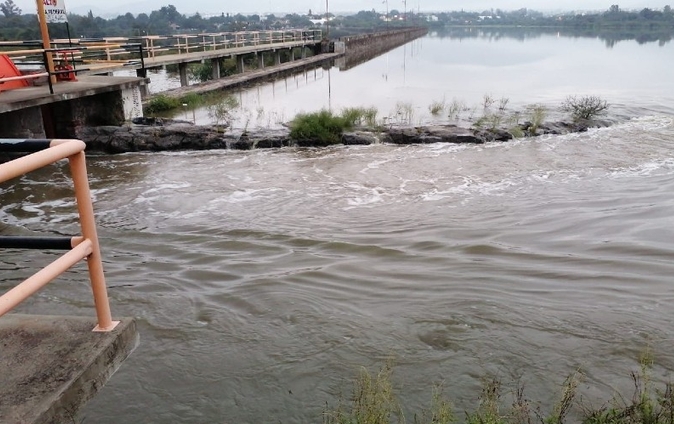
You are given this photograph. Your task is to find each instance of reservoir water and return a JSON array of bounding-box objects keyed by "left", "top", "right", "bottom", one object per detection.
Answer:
[{"left": 2, "top": 29, "right": 674, "bottom": 422}]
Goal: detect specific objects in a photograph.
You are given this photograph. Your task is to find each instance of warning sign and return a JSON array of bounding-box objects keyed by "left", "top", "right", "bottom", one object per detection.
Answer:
[{"left": 43, "top": 0, "right": 68, "bottom": 23}]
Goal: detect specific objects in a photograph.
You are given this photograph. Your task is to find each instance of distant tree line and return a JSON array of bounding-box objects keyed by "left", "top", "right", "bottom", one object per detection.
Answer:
[
  {"left": 0, "top": 2, "right": 672, "bottom": 42},
  {"left": 428, "top": 5, "right": 674, "bottom": 30}
]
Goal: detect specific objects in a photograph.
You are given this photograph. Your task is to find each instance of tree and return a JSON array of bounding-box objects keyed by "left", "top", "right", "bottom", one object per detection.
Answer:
[{"left": 1, "top": 0, "right": 21, "bottom": 17}]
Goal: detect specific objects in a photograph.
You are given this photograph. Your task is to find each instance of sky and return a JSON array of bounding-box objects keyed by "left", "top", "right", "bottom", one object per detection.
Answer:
[{"left": 12, "top": 0, "right": 668, "bottom": 18}]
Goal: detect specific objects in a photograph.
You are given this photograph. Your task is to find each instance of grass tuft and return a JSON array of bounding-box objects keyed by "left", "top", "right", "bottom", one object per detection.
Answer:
[
  {"left": 290, "top": 109, "right": 352, "bottom": 146},
  {"left": 429, "top": 100, "right": 446, "bottom": 116},
  {"left": 324, "top": 361, "right": 403, "bottom": 424}
]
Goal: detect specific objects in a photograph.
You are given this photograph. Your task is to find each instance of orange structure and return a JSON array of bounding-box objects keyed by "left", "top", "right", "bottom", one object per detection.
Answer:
[
  {"left": 0, "top": 139, "right": 118, "bottom": 332},
  {"left": 0, "top": 54, "right": 29, "bottom": 92}
]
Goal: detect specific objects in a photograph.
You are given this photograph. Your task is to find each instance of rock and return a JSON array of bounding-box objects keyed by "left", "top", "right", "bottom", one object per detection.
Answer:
[
  {"left": 74, "top": 120, "right": 612, "bottom": 154},
  {"left": 242, "top": 129, "right": 292, "bottom": 149},
  {"left": 342, "top": 131, "right": 378, "bottom": 145},
  {"left": 388, "top": 125, "right": 485, "bottom": 144},
  {"left": 131, "top": 117, "right": 164, "bottom": 126},
  {"left": 472, "top": 128, "right": 513, "bottom": 142}
]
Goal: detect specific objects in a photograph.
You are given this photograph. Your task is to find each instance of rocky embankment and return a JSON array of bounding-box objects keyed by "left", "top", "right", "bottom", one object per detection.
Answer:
[{"left": 76, "top": 118, "right": 610, "bottom": 153}]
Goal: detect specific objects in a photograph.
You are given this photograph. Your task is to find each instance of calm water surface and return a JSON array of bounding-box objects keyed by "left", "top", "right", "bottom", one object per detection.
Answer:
[{"left": 2, "top": 31, "right": 674, "bottom": 422}]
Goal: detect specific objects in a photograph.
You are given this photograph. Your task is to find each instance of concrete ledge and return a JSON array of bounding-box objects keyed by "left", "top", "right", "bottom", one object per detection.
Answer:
[
  {"left": 0, "top": 314, "right": 139, "bottom": 424},
  {"left": 0, "top": 76, "right": 148, "bottom": 114}
]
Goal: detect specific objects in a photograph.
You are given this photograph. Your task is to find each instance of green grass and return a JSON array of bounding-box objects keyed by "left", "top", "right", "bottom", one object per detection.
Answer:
[
  {"left": 526, "top": 104, "right": 547, "bottom": 135},
  {"left": 324, "top": 352, "right": 674, "bottom": 424},
  {"left": 207, "top": 95, "right": 239, "bottom": 128},
  {"left": 289, "top": 109, "right": 353, "bottom": 146},
  {"left": 341, "top": 107, "right": 380, "bottom": 128},
  {"left": 144, "top": 93, "right": 204, "bottom": 115},
  {"left": 429, "top": 100, "right": 446, "bottom": 116},
  {"left": 144, "top": 94, "right": 182, "bottom": 114}
]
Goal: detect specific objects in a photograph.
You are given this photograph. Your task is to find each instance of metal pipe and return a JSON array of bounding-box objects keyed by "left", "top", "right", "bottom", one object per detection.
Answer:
[
  {"left": 0, "top": 236, "right": 79, "bottom": 250},
  {"left": 0, "top": 239, "right": 93, "bottom": 317},
  {"left": 0, "top": 140, "right": 85, "bottom": 183},
  {"left": 0, "top": 139, "right": 52, "bottom": 153},
  {"left": 68, "top": 151, "right": 118, "bottom": 332},
  {"left": 0, "top": 72, "right": 49, "bottom": 83}
]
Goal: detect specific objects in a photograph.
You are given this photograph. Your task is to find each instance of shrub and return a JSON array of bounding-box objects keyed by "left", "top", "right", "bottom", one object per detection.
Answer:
[
  {"left": 207, "top": 95, "right": 239, "bottom": 128},
  {"left": 189, "top": 62, "right": 214, "bottom": 82},
  {"left": 290, "top": 110, "right": 355, "bottom": 146},
  {"left": 144, "top": 94, "right": 181, "bottom": 114},
  {"left": 526, "top": 104, "right": 547, "bottom": 135},
  {"left": 561, "top": 95, "right": 609, "bottom": 121},
  {"left": 179, "top": 92, "right": 203, "bottom": 108}
]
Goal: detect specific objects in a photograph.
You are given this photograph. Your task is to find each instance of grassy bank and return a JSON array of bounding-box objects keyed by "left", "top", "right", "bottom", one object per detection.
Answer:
[{"left": 325, "top": 351, "right": 673, "bottom": 424}]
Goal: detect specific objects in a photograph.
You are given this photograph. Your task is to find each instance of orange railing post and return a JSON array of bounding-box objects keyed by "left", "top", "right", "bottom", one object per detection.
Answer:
[
  {"left": 0, "top": 139, "right": 118, "bottom": 332},
  {"left": 68, "top": 150, "right": 118, "bottom": 332}
]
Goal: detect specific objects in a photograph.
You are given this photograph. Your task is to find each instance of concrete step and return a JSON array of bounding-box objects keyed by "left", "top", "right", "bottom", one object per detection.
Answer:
[{"left": 0, "top": 314, "right": 138, "bottom": 424}]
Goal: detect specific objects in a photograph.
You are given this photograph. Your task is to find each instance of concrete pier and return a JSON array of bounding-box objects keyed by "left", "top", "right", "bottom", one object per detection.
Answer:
[
  {"left": 0, "top": 75, "right": 147, "bottom": 138},
  {"left": 0, "top": 314, "right": 138, "bottom": 423}
]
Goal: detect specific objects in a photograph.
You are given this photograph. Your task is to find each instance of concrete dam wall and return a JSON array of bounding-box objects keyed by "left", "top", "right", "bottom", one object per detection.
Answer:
[{"left": 335, "top": 27, "right": 428, "bottom": 70}]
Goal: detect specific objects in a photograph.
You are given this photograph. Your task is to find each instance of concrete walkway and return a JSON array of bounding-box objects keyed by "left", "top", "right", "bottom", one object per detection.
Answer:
[
  {"left": 0, "top": 314, "right": 138, "bottom": 424},
  {"left": 0, "top": 75, "right": 148, "bottom": 114},
  {"left": 158, "top": 52, "right": 343, "bottom": 99}
]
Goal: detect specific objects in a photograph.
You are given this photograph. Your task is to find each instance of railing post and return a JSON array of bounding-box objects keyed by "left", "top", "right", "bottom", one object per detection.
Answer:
[{"left": 68, "top": 151, "right": 118, "bottom": 332}]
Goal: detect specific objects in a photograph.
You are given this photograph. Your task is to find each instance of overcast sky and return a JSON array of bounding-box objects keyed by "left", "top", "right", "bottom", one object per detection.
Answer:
[{"left": 13, "top": 0, "right": 668, "bottom": 17}]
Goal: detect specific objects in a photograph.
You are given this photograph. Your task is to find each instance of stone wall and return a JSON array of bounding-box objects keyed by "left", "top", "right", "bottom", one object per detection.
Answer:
[
  {"left": 0, "top": 108, "right": 46, "bottom": 139},
  {"left": 49, "top": 91, "right": 126, "bottom": 139},
  {"left": 337, "top": 27, "right": 428, "bottom": 70}
]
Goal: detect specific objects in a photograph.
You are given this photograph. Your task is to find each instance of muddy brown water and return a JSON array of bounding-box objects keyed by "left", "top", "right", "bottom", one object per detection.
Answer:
[{"left": 2, "top": 30, "right": 674, "bottom": 422}]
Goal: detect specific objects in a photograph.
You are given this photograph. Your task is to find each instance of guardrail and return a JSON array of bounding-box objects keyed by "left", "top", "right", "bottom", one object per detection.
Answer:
[
  {"left": 132, "top": 30, "right": 322, "bottom": 58},
  {"left": 0, "top": 29, "right": 322, "bottom": 93},
  {"left": 0, "top": 41, "right": 146, "bottom": 94},
  {"left": 0, "top": 139, "right": 118, "bottom": 332}
]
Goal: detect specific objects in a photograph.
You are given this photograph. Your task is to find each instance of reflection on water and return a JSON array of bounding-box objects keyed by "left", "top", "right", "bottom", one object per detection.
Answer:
[
  {"left": 431, "top": 26, "right": 674, "bottom": 48},
  {"left": 157, "top": 28, "right": 674, "bottom": 130}
]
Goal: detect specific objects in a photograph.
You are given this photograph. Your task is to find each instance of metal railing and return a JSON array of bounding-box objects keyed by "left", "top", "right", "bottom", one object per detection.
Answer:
[
  {"left": 0, "top": 41, "right": 146, "bottom": 94},
  {"left": 133, "top": 29, "right": 322, "bottom": 58},
  {"left": 0, "top": 138, "right": 118, "bottom": 332}
]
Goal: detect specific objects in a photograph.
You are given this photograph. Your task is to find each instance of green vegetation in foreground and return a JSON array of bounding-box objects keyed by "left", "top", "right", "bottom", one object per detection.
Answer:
[
  {"left": 289, "top": 108, "right": 379, "bottom": 146},
  {"left": 325, "top": 350, "right": 674, "bottom": 424},
  {"left": 468, "top": 95, "right": 608, "bottom": 137},
  {"left": 144, "top": 93, "right": 203, "bottom": 114},
  {"left": 561, "top": 96, "right": 610, "bottom": 122}
]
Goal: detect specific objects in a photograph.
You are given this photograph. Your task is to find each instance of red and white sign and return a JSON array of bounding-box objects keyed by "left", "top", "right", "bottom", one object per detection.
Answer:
[{"left": 43, "top": 0, "right": 68, "bottom": 23}]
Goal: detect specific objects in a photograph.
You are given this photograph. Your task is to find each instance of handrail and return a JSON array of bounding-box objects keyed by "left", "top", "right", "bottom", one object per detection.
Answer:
[
  {"left": 1, "top": 42, "right": 146, "bottom": 94},
  {"left": 0, "top": 139, "right": 118, "bottom": 332}
]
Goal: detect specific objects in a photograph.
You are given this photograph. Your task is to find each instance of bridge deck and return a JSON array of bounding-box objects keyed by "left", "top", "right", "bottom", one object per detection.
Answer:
[
  {"left": 80, "top": 40, "right": 320, "bottom": 75},
  {"left": 159, "top": 52, "right": 342, "bottom": 98}
]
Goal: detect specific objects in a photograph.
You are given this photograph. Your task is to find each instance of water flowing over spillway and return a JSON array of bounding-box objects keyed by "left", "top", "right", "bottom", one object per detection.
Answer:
[{"left": 3, "top": 30, "right": 674, "bottom": 422}]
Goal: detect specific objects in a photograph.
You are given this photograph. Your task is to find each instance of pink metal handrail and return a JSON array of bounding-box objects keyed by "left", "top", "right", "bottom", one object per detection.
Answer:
[{"left": 0, "top": 139, "right": 118, "bottom": 332}]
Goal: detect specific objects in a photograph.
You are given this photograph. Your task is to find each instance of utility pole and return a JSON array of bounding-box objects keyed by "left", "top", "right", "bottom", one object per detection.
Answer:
[
  {"left": 35, "top": 0, "right": 56, "bottom": 84},
  {"left": 325, "top": 0, "right": 329, "bottom": 38}
]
